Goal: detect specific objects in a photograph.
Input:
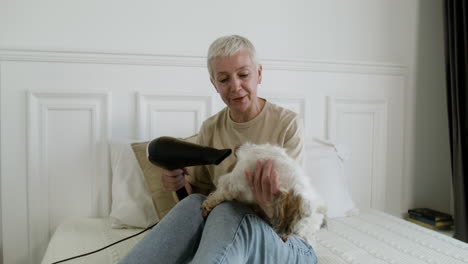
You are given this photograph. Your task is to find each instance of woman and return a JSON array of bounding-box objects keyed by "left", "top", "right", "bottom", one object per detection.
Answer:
[{"left": 119, "top": 35, "right": 317, "bottom": 264}]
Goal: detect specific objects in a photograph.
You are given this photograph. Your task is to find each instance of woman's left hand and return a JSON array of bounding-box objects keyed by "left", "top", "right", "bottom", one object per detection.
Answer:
[{"left": 245, "top": 159, "right": 280, "bottom": 218}]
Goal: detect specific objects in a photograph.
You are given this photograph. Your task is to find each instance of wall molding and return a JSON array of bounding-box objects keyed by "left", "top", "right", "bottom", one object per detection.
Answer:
[
  {"left": 327, "top": 97, "right": 388, "bottom": 210},
  {"left": 136, "top": 92, "right": 214, "bottom": 140},
  {"left": 0, "top": 48, "right": 407, "bottom": 76},
  {"left": 27, "top": 90, "right": 111, "bottom": 262},
  {"left": 262, "top": 95, "right": 306, "bottom": 118}
]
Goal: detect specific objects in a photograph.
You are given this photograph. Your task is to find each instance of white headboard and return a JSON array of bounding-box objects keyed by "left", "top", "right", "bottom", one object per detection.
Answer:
[{"left": 0, "top": 50, "right": 407, "bottom": 263}]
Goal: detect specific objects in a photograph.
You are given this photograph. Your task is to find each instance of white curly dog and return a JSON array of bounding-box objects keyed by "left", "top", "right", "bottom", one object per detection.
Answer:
[{"left": 201, "top": 142, "right": 327, "bottom": 244}]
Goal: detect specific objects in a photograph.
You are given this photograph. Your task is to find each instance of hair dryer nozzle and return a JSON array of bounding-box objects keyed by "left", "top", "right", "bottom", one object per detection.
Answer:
[{"left": 147, "top": 136, "right": 232, "bottom": 170}]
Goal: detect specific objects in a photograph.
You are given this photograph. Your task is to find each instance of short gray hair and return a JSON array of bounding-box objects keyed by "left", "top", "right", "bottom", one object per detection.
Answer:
[{"left": 207, "top": 35, "right": 260, "bottom": 79}]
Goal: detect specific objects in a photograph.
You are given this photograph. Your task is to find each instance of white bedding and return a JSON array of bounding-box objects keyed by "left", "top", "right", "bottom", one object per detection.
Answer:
[
  {"left": 42, "top": 210, "right": 468, "bottom": 264},
  {"left": 41, "top": 218, "right": 145, "bottom": 264}
]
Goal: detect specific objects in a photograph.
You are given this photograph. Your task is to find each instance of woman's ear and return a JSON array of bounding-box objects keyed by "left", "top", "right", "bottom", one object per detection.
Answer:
[{"left": 257, "top": 64, "right": 263, "bottom": 84}]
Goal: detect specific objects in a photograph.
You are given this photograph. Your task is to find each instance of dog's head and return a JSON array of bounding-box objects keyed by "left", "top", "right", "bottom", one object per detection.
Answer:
[
  {"left": 271, "top": 190, "right": 328, "bottom": 239},
  {"left": 271, "top": 191, "right": 307, "bottom": 237}
]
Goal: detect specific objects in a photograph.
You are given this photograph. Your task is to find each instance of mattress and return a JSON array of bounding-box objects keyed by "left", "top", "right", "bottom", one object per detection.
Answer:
[
  {"left": 41, "top": 218, "right": 145, "bottom": 264},
  {"left": 42, "top": 210, "right": 468, "bottom": 264}
]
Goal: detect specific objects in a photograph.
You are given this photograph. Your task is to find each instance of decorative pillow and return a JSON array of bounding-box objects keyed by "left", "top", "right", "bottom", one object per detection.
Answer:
[
  {"left": 131, "top": 142, "right": 178, "bottom": 220},
  {"left": 131, "top": 135, "right": 199, "bottom": 220},
  {"left": 109, "top": 139, "right": 159, "bottom": 228},
  {"left": 305, "top": 138, "right": 359, "bottom": 218}
]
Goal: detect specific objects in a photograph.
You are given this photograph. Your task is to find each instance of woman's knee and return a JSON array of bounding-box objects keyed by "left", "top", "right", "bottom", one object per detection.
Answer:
[
  {"left": 207, "top": 201, "right": 255, "bottom": 222},
  {"left": 184, "top": 193, "right": 207, "bottom": 205},
  {"left": 171, "top": 193, "right": 206, "bottom": 214}
]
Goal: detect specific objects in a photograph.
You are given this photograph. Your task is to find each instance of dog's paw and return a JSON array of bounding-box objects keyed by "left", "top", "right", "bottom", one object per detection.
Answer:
[{"left": 201, "top": 200, "right": 214, "bottom": 217}]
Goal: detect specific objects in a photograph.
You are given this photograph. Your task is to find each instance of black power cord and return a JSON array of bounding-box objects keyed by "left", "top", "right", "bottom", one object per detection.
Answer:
[{"left": 50, "top": 222, "right": 158, "bottom": 264}]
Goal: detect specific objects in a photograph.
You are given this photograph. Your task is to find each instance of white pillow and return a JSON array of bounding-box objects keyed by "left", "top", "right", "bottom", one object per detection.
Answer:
[
  {"left": 305, "top": 138, "right": 359, "bottom": 218},
  {"left": 109, "top": 139, "right": 158, "bottom": 228}
]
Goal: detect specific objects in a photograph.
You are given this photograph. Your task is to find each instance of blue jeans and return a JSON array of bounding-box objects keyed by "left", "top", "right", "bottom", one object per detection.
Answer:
[{"left": 119, "top": 194, "right": 317, "bottom": 264}]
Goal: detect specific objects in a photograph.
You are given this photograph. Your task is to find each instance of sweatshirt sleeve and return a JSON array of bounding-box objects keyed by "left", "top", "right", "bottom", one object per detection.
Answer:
[{"left": 283, "top": 115, "right": 305, "bottom": 167}]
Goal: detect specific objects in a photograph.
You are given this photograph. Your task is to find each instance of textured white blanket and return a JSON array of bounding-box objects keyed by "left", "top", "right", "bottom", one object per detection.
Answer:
[
  {"left": 315, "top": 210, "right": 467, "bottom": 264},
  {"left": 42, "top": 210, "right": 468, "bottom": 264}
]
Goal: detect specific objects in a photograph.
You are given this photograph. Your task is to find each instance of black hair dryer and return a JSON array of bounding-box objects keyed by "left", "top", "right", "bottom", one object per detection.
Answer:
[{"left": 147, "top": 136, "right": 232, "bottom": 200}]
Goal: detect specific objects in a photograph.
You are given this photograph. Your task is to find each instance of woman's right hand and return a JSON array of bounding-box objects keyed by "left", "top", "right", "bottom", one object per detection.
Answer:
[{"left": 160, "top": 168, "right": 188, "bottom": 192}]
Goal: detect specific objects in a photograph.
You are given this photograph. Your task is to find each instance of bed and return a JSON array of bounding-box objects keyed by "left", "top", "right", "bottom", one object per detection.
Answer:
[
  {"left": 41, "top": 210, "right": 468, "bottom": 264},
  {"left": 40, "top": 138, "right": 468, "bottom": 264},
  {"left": 1, "top": 45, "right": 458, "bottom": 264}
]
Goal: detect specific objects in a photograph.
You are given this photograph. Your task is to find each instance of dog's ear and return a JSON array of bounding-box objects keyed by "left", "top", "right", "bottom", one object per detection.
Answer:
[{"left": 271, "top": 191, "right": 306, "bottom": 237}]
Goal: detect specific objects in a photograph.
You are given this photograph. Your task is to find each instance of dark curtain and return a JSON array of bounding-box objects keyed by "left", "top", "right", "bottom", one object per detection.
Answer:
[{"left": 444, "top": 0, "right": 468, "bottom": 242}]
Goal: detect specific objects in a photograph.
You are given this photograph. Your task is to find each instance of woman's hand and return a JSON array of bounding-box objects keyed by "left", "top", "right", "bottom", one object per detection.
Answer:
[
  {"left": 161, "top": 168, "right": 188, "bottom": 192},
  {"left": 245, "top": 159, "right": 280, "bottom": 218}
]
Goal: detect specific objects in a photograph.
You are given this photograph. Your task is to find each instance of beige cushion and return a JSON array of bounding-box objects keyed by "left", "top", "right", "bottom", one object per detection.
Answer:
[{"left": 131, "top": 135, "right": 198, "bottom": 219}]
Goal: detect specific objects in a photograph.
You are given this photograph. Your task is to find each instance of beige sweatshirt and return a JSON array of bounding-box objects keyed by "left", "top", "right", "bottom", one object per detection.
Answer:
[{"left": 186, "top": 100, "right": 304, "bottom": 194}]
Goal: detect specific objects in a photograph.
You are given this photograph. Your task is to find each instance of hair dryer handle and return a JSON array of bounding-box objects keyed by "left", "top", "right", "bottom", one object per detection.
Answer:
[{"left": 176, "top": 188, "right": 189, "bottom": 200}]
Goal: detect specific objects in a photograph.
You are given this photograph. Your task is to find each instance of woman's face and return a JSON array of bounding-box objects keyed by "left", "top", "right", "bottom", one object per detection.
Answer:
[{"left": 210, "top": 50, "right": 262, "bottom": 120}]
